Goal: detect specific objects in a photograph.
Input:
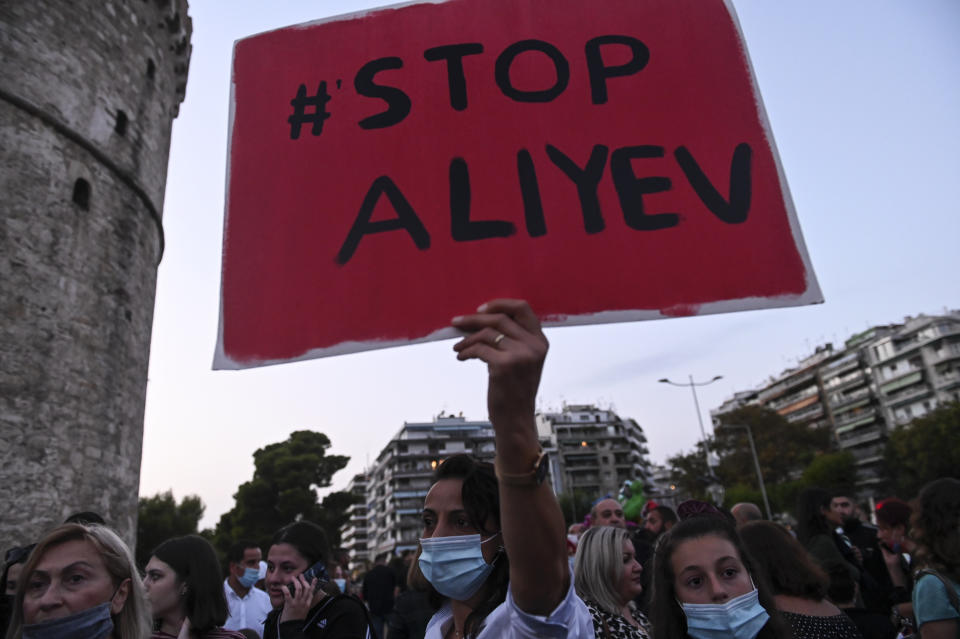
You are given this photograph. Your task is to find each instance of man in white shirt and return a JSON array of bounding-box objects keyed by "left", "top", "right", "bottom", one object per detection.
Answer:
[{"left": 223, "top": 540, "right": 273, "bottom": 636}]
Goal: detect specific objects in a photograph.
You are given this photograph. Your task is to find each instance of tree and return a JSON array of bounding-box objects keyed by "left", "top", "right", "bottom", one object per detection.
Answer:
[
  {"left": 136, "top": 491, "right": 204, "bottom": 568},
  {"left": 666, "top": 441, "right": 714, "bottom": 503},
  {"left": 713, "top": 406, "right": 831, "bottom": 488},
  {"left": 213, "top": 430, "right": 356, "bottom": 554},
  {"left": 801, "top": 451, "right": 857, "bottom": 495},
  {"left": 885, "top": 401, "right": 960, "bottom": 497},
  {"left": 556, "top": 490, "right": 596, "bottom": 527}
]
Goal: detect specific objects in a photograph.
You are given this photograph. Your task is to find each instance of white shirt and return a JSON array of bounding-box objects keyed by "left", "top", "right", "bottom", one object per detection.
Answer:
[
  {"left": 424, "top": 578, "right": 595, "bottom": 639},
  {"left": 223, "top": 578, "right": 274, "bottom": 637}
]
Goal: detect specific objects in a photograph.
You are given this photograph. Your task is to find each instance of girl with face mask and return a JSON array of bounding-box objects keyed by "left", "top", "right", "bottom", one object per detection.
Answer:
[
  {"left": 6, "top": 523, "right": 152, "bottom": 639},
  {"left": 649, "top": 507, "right": 787, "bottom": 639},
  {"left": 409, "top": 299, "right": 594, "bottom": 639}
]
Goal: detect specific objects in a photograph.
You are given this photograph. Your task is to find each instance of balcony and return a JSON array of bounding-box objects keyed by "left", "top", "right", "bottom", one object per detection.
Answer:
[
  {"left": 884, "top": 384, "right": 932, "bottom": 407},
  {"left": 879, "top": 370, "right": 924, "bottom": 395},
  {"left": 839, "top": 426, "right": 884, "bottom": 449},
  {"left": 829, "top": 386, "right": 872, "bottom": 411},
  {"left": 934, "top": 369, "right": 960, "bottom": 389},
  {"left": 835, "top": 407, "right": 878, "bottom": 430},
  {"left": 821, "top": 352, "right": 861, "bottom": 377},
  {"left": 786, "top": 402, "right": 824, "bottom": 423},
  {"left": 769, "top": 385, "right": 819, "bottom": 411}
]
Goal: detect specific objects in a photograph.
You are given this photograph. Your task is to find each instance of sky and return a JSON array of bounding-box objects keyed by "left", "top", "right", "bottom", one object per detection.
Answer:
[{"left": 141, "top": 0, "right": 960, "bottom": 531}]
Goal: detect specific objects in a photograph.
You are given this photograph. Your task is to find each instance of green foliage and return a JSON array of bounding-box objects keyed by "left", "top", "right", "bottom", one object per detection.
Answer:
[
  {"left": 713, "top": 406, "right": 830, "bottom": 487},
  {"left": 885, "top": 401, "right": 960, "bottom": 497},
  {"left": 667, "top": 407, "right": 838, "bottom": 516},
  {"left": 801, "top": 451, "right": 858, "bottom": 495},
  {"left": 136, "top": 491, "right": 204, "bottom": 568},
  {"left": 557, "top": 490, "right": 596, "bottom": 527},
  {"left": 666, "top": 442, "right": 713, "bottom": 503},
  {"left": 213, "top": 430, "right": 356, "bottom": 554}
]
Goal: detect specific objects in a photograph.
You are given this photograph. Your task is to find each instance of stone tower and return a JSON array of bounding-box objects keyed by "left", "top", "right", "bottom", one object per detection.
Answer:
[{"left": 0, "top": 0, "right": 191, "bottom": 548}]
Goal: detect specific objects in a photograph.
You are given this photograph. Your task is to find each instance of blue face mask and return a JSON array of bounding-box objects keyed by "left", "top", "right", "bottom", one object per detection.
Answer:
[
  {"left": 681, "top": 587, "right": 770, "bottom": 639},
  {"left": 418, "top": 533, "right": 500, "bottom": 601},
  {"left": 238, "top": 566, "right": 260, "bottom": 588},
  {"left": 22, "top": 601, "right": 114, "bottom": 639}
]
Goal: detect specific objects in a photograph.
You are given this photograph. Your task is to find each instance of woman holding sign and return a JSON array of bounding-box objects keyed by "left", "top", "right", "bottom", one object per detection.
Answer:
[{"left": 409, "top": 299, "right": 593, "bottom": 639}]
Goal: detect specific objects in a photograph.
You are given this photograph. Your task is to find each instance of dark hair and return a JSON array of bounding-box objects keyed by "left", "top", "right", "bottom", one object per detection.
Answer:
[
  {"left": 1, "top": 544, "right": 36, "bottom": 603},
  {"left": 795, "top": 487, "right": 832, "bottom": 544},
  {"left": 649, "top": 514, "right": 785, "bottom": 639},
  {"left": 823, "top": 560, "right": 856, "bottom": 604},
  {"left": 152, "top": 535, "right": 228, "bottom": 632},
  {"left": 740, "top": 521, "right": 829, "bottom": 601},
  {"left": 653, "top": 505, "right": 678, "bottom": 526},
  {"left": 876, "top": 498, "right": 912, "bottom": 529},
  {"left": 271, "top": 521, "right": 330, "bottom": 568},
  {"left": 408, "top": 454, "right": 508, "bottom": 639},
  {"left": 64, "top": 511, "right": 105, "bottom": 525},
  {"left": 911, "top": 478, "right": 960, "bottom": 582},
  {"left": 226, "top": 540, "right": 260, "bottom": 565},
  {"left": 271, "top": 520, "right": 341, "bottom": 598}
]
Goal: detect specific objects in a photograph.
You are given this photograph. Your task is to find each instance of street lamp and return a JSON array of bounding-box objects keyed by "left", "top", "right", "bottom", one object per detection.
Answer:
[
  {"left": 659, "top": 375, "right": 723, "bottom": 504},
  {"left": 658, "top": 375, "right": 723, "bottom": 465},
  {"left": 717, "top": 422, "right": 773, "bottom": 520}
]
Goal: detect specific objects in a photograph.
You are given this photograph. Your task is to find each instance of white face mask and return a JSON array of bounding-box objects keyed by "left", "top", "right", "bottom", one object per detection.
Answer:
[
  {"left": 680, "top": 587, "right": 770, "bottom": 639},
  {"left": 418, "top": 533, "right": 500, "bottom": 601}
]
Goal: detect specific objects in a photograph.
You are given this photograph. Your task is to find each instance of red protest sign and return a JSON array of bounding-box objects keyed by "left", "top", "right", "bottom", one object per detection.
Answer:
[{"left": 216, "top": 0, "right": 821, "bottom": 369}]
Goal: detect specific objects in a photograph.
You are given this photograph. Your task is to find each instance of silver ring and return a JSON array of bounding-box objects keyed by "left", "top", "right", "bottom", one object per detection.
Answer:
[{"left": 493, "top": 333, "right": 506, "bottom": 347}]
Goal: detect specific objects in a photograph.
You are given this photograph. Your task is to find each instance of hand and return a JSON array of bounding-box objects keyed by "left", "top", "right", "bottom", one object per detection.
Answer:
[
  {"left": 452, "top": 299, "right": 548, "bottom": 431},
  {"left": 851, "top": 545, "right": 863, "bottom": 565},
  {"left": 279, "top": 575, "right": 317, "bottom": 623}
]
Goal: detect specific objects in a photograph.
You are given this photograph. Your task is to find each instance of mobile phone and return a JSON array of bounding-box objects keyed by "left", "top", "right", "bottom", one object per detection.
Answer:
[{"left": 286, "top": 560, "right": 329, "bottom": 596}]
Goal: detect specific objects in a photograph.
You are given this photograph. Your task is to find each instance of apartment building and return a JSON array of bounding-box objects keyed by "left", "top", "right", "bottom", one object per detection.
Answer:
[
  {"left": 338, "top": 473, "right": 369, "bottom": 570},
  {"left": 536, "top": 404, "right": 654, "bottom": 499},
  {"left": 362, "top": 414, "right": 498, "bottom": 562},
  {"left": 712, "top": 308, "right": 960, "bottom": 498}
]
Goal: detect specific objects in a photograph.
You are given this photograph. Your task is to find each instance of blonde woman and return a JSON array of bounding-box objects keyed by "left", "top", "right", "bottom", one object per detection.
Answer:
[
  {"left": 6, "top": 523, "right": 152, "bottom": 639},
  {"left": 574, "top": 526, "right": 651, "bottom": 639}
]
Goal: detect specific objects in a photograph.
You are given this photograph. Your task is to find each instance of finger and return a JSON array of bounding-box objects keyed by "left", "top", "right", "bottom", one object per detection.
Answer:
[
  {"left": 476, "top": 299, "right": 542, "bottom": 335},
  {"left": 455, "top": 341, "right": 511, "bottom": 365},
  {"left": 453, "top": 327, "right": 511, "bottom": 352},
  {"left": 452, "top": 313, "right": 528, "bottom": 341}
]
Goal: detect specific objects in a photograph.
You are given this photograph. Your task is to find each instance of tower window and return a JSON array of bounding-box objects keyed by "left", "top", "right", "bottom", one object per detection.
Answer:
[
  {"left": 72, "top": 179, "right": 91, "bottom": 210},
  {"left": 115, "top": 110, "right": 128, "bottom": 136}
]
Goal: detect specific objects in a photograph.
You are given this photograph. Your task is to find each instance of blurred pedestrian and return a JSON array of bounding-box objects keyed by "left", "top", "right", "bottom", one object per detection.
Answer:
[{"left": 222, "top": 540, "right": 272, "bottom": 637}]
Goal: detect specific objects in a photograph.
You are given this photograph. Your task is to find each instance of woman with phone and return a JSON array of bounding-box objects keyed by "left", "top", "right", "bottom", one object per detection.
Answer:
[
  {"left": 408, "top": 299, "right": 593, "bottom": 638},
  {"left": 263, "top": 520, "right": 369, "bottom": 638}
]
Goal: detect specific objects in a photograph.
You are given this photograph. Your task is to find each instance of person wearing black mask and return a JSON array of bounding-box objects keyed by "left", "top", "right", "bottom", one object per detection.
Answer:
[{"left": 5, "top": 523, "right": 151, "bottom": 639}]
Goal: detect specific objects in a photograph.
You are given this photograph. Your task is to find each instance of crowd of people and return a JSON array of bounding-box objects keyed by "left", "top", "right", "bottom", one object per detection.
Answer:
[{"left": 1, "top": 300, "right": 957, "bottom": 639}]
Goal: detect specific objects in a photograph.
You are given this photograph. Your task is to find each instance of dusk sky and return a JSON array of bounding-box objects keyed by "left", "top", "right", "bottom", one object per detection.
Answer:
[{"left": 141, "top": 0, "right": 959, "bottom": 530}]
